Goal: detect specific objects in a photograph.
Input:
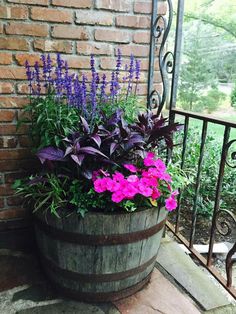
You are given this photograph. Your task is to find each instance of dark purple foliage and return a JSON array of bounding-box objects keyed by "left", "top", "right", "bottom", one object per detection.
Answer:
[
  {"left": 37, "top": 112, "right": 182, "bottom": 179},
  {"left": 37, "top": 147, "right": 65, "bottom": 164}
]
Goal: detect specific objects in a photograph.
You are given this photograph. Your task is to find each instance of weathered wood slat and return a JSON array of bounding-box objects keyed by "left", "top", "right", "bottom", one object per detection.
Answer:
[{"left": 34, "top": 207, "right": 167, "bottom": 302}]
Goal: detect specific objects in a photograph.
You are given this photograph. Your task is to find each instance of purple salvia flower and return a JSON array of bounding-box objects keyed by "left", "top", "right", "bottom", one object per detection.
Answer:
[
  {"left": 65, "top": 75, "right": 73, "bottom": 106},
  {"left": 81, "top": 74, "right": 87, "bottom": 115},
  {"left": 100, "top": 74, "right": 107, "bottom": 101},
  {"left": 116, "top": 48, "right": 122, "bottom": 77},
  {"left": 90, "top": 54, "right": 96, "bottom": 74},
  {"left": 126, "top": 54, "right": 135, "bottom": 99},
  {"left": 73, "top": 75, "right": 82, "bottom": 110},
  {"left": 110, "top": 71, "right": 117, "bottom": 103},
  {"left": 55, "top": 54, "right": 64, "bottom": 98},
  {"left": 135, "top": 59, "right": 141, "bottom": 81},
  {"left": 46, "top": 54, "right": 52, "bottom": 84},
  {"left": 90, "top": 71, "right": 97, "bottom": 121},
  {"left": 114, "top": 49, "right": 122, "bottom": 95},
  {"left": 25, "top": 60, "right": 33, "bottom": 94},
  {"left": 34, "top": 61, "right": 41, "bottom": 95},
  {"left": 40, "top": 54, "right": 48, "bottom": 87},
  {"left": 122, "top": 64, "right": 129, "bottom": 83},
  {"left": 134, "top": 59, "right": 141, "bottom": 94}
]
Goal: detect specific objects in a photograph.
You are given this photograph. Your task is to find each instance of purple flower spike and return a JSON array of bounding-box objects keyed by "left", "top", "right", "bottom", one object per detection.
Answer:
[
  {"left": 25, "top": 60, "right": 33, "bottom": 94},
  {"left": 90, "top": 54, "right": 96, "bottom": 74},
  {"left": 47, "top": 54, "right": 52, "bottom": 83},
  {"left": 81, "top": 74, "right": 87, "bottom": 115},
  {"left": 41, "top": 54, "right": 48, "bottom": 87},
  {"left": 100, "top": 74, "right": 107, "bottom": 101},
  {"left": 127, "top": 54, "right": 135, "bottom": 98},
  {"left": 135, "top": 59, "right": 141, "bottom": 81},
  {"left": 34, "top": 61, "right": 41, "bottom": 95}
]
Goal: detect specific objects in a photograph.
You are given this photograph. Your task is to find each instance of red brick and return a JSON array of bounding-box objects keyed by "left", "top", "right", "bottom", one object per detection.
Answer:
[
  {"left": 0, "top": 136, "right": 18, "bottom": 148},
  {"left": 133, "top": 31, "right": 150, "bottom": 44},
  {"left": 0, "top": 37, "right": 29, "bottom": 51},
  {"left": 136, "top": 83, "right": 162, "bottom": 96},
  {"left": 76, "top": 11, "right": 113, "bottom": 26},
  {"left": 0, "top": 207, "right": 29, "bottom": 220},
  {"left": 34, "top": 40, "right": 73, "bottom": 53},
  {"left": 95, "top": 29, "right": 130, "bottom": 43},
  {"left": 0, "top": 110, "right": 16, "bottom": 122},
  {"left": 52, "top": 0, "right": 92, "bottom": 8},
  {"left": 0, "top": 184, "right": 14, "bottom": 196},
  {"left": 18, "top": 135, "right": 32, "bottom": 147},
  {"left": 0, "top": 96, "right": 29, "bottom": 109},
  {"left": 15, "top": 53, "right": 42, "bottom": 66},
  {"left": 52, "top": 25, "right": 89, "bottom": 40},
  {"left": 0, "top": 82, "right": 14, "bottom": 94},
  {"left": 7, "top": 0, "right": 49, "bottom": 5},
  {"left": 64, "top": 56, "right": 91, "bottom": 69},
  {"left": 7, "top": 196, "right": 23, "bottom": 206},
  {"left": 0, "top": 67, "right": 26, "bottom": 80},
  {"left": 16, "top": 83, "right": 30, "bottom": 94},
  {"left": 95, "top": 0, "right": 131, "bottom": 12},
  {"left": 0, "top": 6, "right": 28, "bottom": 19},
  {"left": 117, "top": 45, "right": 150, "bottom": 57},
  {"left": 31, "top": 7, "right": 73, "bottom": 23},
  {"left": 134, "top": 2, "right": 167, "bottom": 15},
  {"left": 0, "top": 53, "right": 12, "bottom": 65},
  {"left": 0, "top": 198, "right": 4, "bottom": 208},
  {"left": 0, "top": 149, "right": 31, "bottom": 160},
  {"left": 0, "top": 159, "right": 36, "bottom": 171},
  {"left": 100, "top": 57, "right": 120, "bottom": 70},
  {"left": 5, "top": 171, "right": 28, "bottom": 184},
  {"left": 116, "top": 15, "right": 150, "bottom": 29},
  {"left": 77, "top": 42, "right": 113, "bottom": 55},
  {"left": 5, "top": 22, "right": 48, "bottom": 37}
]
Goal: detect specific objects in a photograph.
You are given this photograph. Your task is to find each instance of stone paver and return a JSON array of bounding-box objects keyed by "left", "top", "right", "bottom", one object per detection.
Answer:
[
  {"left": 113, "top": 268, "right": 201, "bottom": 314},
  {"left": 157, "top": 238, "right": 231, "bottom": 311}
]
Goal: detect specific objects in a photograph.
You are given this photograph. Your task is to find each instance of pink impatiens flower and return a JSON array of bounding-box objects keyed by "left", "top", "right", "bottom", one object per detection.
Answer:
[
  {"left": 151, "top": 187, "right": 161, "bottom": 200},
  {"left": 144, "top": 152, "right": 156, "bottom": 166},
  {"left": 165, "top": 196, "right": 177, "bottom": 211},
  {"left": 112, "top": 191, "right": 125, "bottom": 203},
  {"left": 124, "top": 164, "right": 138, "bottom": 173},
  {"left": 127, "top": 175, "right": 139, "bottom": 183},
  {"left": 94, "top": 178, "right": 109, "bottom": 193}
]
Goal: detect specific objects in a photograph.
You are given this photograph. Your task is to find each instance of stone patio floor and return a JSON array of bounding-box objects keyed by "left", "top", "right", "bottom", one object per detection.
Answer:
[{"left": 0, "top": 240, "right": 235, "bottom": 314}]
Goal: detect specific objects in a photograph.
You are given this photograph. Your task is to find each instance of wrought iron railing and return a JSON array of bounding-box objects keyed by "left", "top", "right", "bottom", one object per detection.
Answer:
[
  {"left": 167, "top": 109, "right": 236, "bottom": 298},
  {"left": 148, "top": 0, "right": 236, "bottom": 299}
]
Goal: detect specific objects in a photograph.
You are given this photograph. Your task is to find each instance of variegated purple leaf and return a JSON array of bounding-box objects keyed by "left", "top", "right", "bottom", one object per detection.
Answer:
[
  {"left": 80, "top": 116, "right": 90, "bottom": 133},
  {"left": 79, "top": 146, "right": 108, "bottom": 158},
  {"left": 91, "top": 134, "right": 101, "bottom": 147},
  {"left": 71, "top": 154, "right": 85, "bottom": 166},
  {"left": 36, "top": 147, "right": 64, "bottom": 164},
  {"left": 110, "top": 142, "right": 119, "bottom": 155},
  {"left": 64, "top": 146, "right": 73, "bottom": 157}
]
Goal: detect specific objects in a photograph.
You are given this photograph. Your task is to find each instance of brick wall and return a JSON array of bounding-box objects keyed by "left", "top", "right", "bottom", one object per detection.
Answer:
[{"left": 0, "top": 0, "right": 166, "bottom": 222}]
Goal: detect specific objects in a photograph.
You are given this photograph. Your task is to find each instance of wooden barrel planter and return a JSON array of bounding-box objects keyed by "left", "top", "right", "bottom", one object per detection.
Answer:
[{"left": 34, "top": 206, "right": 167, "bottom": 302}]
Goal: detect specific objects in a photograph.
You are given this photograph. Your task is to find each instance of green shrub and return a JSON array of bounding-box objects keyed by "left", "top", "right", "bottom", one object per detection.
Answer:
[
  {"left": 231, "top": 81, "right": 236, "bottom": 107},
  {"left": 172, "top": 128, "right": 236, "bottom": 217}
]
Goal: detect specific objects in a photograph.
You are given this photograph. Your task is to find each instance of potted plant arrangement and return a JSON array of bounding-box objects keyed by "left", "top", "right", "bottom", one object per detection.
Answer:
[{"left": 14, "top": 51, "right": 183, "bottom": 302}]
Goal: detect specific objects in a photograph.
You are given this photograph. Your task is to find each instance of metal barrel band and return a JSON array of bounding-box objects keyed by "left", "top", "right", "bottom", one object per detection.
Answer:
[
  {"left": 49, "top": 273, "right": 152, "bottom": 302},
  {"left": 34, "top": 217, "right": 166, "bottom": 246},
  {"left": 40, "top": 253, "right": 157, "bottom": 283}
]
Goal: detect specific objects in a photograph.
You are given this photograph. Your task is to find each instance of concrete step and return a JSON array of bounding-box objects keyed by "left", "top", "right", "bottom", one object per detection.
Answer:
[{"left": 157, "top": 237, "right": 233, "bottom": 312}]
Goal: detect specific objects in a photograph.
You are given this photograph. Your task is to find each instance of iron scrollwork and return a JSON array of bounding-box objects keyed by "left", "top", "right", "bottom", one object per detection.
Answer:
[
  {"left": 215, "top": 138, "right": 236, "bottom": 288},
  {"left": 148, "top": 0, "right": 174, "bottom": 116}
]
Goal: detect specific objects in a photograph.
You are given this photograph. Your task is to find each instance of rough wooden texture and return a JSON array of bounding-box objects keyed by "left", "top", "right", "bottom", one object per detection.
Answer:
[{"left": 34, "top": 207, "right": 167, "bottom": 300}]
